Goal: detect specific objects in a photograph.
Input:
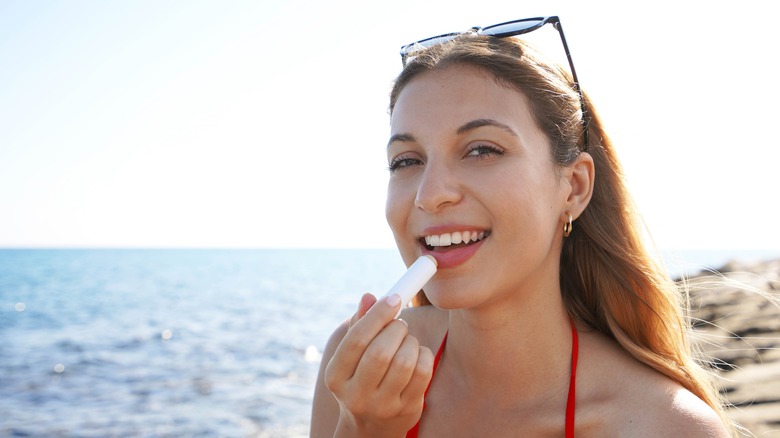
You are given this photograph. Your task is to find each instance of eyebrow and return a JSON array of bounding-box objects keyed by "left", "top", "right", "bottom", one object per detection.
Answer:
[
  {"left": 457, "top": 118, "right": 518, "bottom": 137},
  {"left": 387, "top": 118, "right": 517, "bottom": 148},
  {"left": 387, "top": 133, "right": 416, "bottom": 148}
]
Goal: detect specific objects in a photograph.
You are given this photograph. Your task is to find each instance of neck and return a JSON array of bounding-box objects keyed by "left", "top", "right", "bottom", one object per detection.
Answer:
[{"left": 442, "top": 287, "right": 574, "bottom": 406}]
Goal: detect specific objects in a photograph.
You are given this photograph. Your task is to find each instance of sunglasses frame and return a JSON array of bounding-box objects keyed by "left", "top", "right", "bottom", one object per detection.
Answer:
[{"left": 400, "top": 16, "right": 589, "bottom": 151}]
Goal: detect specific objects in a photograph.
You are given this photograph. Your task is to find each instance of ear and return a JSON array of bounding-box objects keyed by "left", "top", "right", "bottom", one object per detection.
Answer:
[{"left": 561, "top": 152, "right": 594, "bottom": 220}]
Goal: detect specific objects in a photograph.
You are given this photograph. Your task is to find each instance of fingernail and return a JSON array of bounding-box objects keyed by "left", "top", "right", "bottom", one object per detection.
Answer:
[{"left": 386, "top": 293, "right": 401, "bottom": 307}]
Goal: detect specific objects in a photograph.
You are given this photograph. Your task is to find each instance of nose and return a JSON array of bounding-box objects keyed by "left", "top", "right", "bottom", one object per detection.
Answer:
[{"left": 414, "top": 161, "right": 463, "bottom": 212}]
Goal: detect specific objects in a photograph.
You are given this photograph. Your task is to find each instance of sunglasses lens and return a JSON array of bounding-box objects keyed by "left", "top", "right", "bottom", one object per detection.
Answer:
[
  {"left": 401, "top": 32, "right": 465, "bottom": 62},
  {"left": 402, "top": 33, "right": 459, "bottom": 56},
  {"left": 417, "top": 34, "right": 460, "bottom": 48},
  {"left": 483, "top": 18, "right": 546, "bottom": 37}
]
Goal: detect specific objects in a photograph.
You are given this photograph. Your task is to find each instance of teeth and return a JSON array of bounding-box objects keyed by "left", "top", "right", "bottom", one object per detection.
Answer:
[
  {"left": 451, "top": 232, "right": 462, "bottom": 244},
  {"left": 424, "top": 230, "right": 487, "bottom": 247}
]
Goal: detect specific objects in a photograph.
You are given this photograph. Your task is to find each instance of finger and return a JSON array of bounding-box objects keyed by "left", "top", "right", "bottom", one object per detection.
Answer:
[
  {"left": 377, "top": 334, "right": 420, "bottom": 395},
  {"left": 348, "top": 293, "right": 402, "bottom": 336},
  {"left": 328, "top": 295, "right": 403, "bottom": 384},
  {"left": 349, "top": 293, "right": 377, "bottom": 329},
  {"left": 400, "top": 345, "right": 435, "bottom": 407},
  {"left": 326, "top": 293, "right": 377, "bottom": 392},
  {"left": 352, "top": 318, "right": 410, "bottom": 389}
]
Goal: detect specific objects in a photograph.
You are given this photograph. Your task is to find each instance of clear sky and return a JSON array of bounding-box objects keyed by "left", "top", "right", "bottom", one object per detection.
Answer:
[{"left": 1, "top": 0, "right": 777, "bottom": 250}]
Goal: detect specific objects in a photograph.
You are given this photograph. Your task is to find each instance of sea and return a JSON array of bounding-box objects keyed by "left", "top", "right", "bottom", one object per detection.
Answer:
[{"left": 1, "top": 248, "right": 778, "bottom": 437}]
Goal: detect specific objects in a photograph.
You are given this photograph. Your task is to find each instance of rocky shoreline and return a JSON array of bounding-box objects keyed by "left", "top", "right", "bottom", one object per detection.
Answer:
[{"left": 686, "top": 258, "right": 780, "bottom": 436}]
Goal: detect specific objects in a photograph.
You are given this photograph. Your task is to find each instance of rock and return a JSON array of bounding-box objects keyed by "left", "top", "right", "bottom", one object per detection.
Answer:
[{"left": 687, "top": 258, "right": 780, "bottom": 436}]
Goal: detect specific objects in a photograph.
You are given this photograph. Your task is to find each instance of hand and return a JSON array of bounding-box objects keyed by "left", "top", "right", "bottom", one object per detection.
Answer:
[{"left": 324, "top": 293, "right": 435, "bottom": 437}]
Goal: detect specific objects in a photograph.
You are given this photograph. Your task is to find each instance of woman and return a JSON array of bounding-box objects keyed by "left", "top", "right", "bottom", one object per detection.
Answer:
[{"left": 311, "top": 17, "right": 733, "bottom": 437}]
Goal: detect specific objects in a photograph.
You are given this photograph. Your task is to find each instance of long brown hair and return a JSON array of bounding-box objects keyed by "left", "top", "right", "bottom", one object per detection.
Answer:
[{"left": 389, "top": 35, "right": 732, "bottom": 430}]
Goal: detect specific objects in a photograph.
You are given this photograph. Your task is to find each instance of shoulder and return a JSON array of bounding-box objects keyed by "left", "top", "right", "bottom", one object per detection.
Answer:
[
  {"left": 657, "top": 387, "right": 730, "bottom": 437},
  {"left": 310, "top": 317, "right": 349, "bottom": 438},
  {"left": 577, "top": 330, "right": 730, "bottom": 437},
  {"left": 610, "top": 380, "right": 729, "bottom": 437}
]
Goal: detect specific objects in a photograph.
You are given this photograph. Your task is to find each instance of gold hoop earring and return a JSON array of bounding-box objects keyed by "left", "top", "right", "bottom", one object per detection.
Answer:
[{"left": 563, "top": 213, "right": 573, "bottom": 237}]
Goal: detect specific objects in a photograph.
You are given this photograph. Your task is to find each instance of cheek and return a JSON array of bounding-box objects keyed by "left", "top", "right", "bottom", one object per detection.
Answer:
[
  {"left": 385, "top": 183, "right": 420, "bottom": 265},
  {"left": 488, "top": 173, "right": 560, "bottom": 232},
  {"left": 385, "top": 183, "right": 411, "bottom": 234}
]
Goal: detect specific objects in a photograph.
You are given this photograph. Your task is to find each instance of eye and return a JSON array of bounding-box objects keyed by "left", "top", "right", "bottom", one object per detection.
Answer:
[
  {"left": 388, "top": 155, "right": 423, "bottom": 172},
  {"left": 466, "top": 143, "right": 504, "bottom": 160}
]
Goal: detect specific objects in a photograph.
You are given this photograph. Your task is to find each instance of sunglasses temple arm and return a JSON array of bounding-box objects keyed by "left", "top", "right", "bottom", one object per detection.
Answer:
[
  {"left": 553, "top": 23, "right": 578, "bottom": 87},
  {"left": 554, "top": 21, "right": 590, "bottom": 150}
]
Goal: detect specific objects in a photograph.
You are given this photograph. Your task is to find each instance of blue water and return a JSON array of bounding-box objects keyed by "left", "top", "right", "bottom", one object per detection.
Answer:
[
  {"left": 0, "top": 249, "right": 408, "bottom": 437},
  {"left": 1, "top": 248, "right": 777, "bottom": 437}
]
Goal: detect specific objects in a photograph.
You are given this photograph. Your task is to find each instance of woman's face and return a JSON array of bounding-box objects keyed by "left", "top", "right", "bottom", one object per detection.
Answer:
[{"left": 386, "top": 64, "right": 571, "bottom": 310}]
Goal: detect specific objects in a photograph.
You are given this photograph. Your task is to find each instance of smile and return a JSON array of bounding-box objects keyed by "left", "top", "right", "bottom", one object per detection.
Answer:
[
  {"left": 419, "top": 229, "right": 490, "bottom": 269},
  {"left": 422, "top": 230, "right": 489, "bottom": 249}
]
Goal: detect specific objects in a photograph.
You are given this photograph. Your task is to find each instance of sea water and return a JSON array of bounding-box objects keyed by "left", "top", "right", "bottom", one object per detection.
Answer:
[
  {"left": 0, "top": 249, "right": 407, "bottom": 437},
  {"left": 1, "top": 248, "right": 777, "bottom": 437}
]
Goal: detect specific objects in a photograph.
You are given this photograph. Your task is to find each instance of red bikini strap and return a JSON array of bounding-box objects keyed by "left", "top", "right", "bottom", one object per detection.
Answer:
[
  {"left": 431, "top": 331, "right": 448, "bottom": 378},
  {"left": 565, "top": 317, "right": 579, "bottom": 438},
  {"left": 406, "top": 331, "right": 448, "bottom": 438}
]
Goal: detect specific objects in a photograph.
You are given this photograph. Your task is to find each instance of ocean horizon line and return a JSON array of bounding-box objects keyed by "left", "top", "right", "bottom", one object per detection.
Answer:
[
  {"left": 0, "top": 246, "right": 400, "bottom": 251},
  {"left": 0, "top": 246, "right": 778, "bottom": 252},
  {"left": 2, "top": 247, "right": 778, "bottom": 278}
]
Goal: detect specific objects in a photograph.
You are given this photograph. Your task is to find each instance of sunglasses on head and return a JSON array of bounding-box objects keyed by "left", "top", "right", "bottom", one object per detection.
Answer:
[{"left": 400, "top": 16, "right": 589, "bottom": 151}]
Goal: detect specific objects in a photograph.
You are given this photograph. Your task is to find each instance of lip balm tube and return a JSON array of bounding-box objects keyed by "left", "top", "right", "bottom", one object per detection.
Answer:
[{"left": 382, "top": 255, "right": 438, "bottom": 318}]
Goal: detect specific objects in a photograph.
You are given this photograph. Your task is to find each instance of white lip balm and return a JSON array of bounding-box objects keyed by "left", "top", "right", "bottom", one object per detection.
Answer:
[{"left": 383, "top": 255, "right": 438, "bottom": 318}]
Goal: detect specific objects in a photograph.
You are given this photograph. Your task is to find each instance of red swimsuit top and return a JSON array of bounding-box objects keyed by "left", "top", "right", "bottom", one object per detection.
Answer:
[{"left": 406, "top": 318, "right": 579, "bottom": 437}]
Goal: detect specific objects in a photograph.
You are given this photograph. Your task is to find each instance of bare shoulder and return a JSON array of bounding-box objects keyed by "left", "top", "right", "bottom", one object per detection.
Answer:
[
  {"left": 310, "top": 317, "right": 349, "bottom": 438},
  {"left": 655, "top": 387, "right": 731, "bottom": 437},
  {"left": 614, "top": 381, "right": 730, "bottom": 437},
  {"left": 578, "top": 330, "right": 730, "bottom": 437}
]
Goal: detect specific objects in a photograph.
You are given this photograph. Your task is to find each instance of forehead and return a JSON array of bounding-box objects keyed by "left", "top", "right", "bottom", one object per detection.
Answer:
[{"left": 390, "top": 65, "right": 537, "bottom": 138}]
